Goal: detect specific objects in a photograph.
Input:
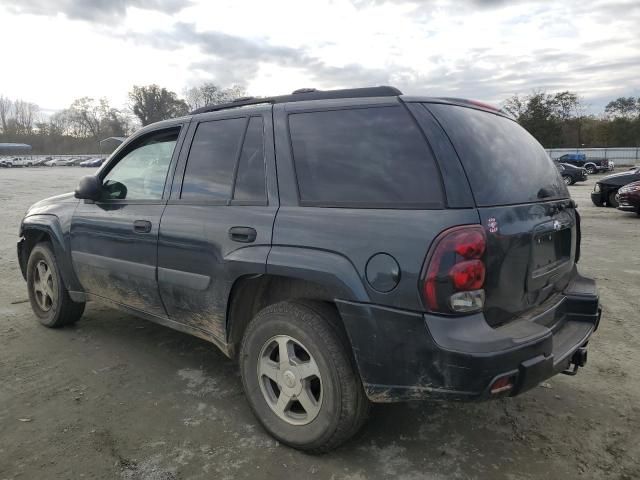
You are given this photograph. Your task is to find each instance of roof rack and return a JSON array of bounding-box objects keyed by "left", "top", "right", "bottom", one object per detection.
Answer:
[{"left": 189, "top": 86, "right": 402, "bottom": 115}]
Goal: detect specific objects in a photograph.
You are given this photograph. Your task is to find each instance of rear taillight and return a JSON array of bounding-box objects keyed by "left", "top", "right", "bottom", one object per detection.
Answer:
[{"left": 422, "top": 225, "right": 487, "bottom": 314}]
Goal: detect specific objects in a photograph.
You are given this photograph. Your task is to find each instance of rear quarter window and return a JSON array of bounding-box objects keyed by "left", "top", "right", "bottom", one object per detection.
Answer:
[
  {"left": 288, "top": 106, "right": 444, "bottom": 208},
  {"left": 427, "top": 104, "right": 568, "bottom": 207}
]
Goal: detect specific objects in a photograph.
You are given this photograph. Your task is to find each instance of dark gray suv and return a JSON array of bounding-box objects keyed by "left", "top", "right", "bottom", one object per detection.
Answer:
[{"left": 17, "top": 86, "right": 601, "bottom": 452}]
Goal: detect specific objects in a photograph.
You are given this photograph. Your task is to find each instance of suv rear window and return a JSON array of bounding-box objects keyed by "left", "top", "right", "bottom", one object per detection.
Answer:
[
  {"left": 427, "top": 104, "right": 568, "bottom": 207},
  {"left": 288, "top": 106, "right": 443, "bottom": 208}
]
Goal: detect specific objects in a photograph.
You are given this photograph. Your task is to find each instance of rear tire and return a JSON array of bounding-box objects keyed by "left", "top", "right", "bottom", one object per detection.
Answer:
[
  {"left": 585, "top": 164, "right": 597, "bottom": 175},
  {"left": 608, "top": 190, "right": 619, "bottom": 208},
  {"left": 27, "top": 243, "right": 85, "bottom": 328},
  {"left": 240, "top": 301, "right": 369, "bottom": 453}
]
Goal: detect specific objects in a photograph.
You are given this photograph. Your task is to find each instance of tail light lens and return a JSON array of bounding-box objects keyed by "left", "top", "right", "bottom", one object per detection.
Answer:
[{"left": 422, "top": 225, "right": 487, "bottom": 314}]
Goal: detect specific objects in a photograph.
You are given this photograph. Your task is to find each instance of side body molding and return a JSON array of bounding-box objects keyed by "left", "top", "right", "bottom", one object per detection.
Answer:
[{"left": 266, "top": 246, "right": 370, "bottom": 303}]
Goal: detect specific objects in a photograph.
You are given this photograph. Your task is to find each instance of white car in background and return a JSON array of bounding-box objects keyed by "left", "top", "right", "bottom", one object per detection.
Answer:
[
  {"left": 0, "top": 157, "right": 34, "bottom": 167},
  {"left": 45, "top": 158, "right": 74, "bottom": 166}
]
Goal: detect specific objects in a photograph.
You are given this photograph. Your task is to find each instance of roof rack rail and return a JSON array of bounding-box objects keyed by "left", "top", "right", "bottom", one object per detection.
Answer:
[
  {"left": 292, "top": 88, "right": 317, "bottom": 94},
  {"left": 190, "top": 86, "right": 402, "bottom": 115}
]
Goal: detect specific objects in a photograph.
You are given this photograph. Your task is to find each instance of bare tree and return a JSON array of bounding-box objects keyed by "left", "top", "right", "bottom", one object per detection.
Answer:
[
  {"left": 49, "top": 110, "right": 72, "bottom": 136},
  {"left": 0, "top": 96, "right": 13, "bottom": 134},
  {"left": 68, "top": 97, "right": 102, "bottom": 138},
  {"left": 502, "top": 94, "right": 527, "bottom": 120},
  {"left": 13, "top": 100, "right": 39, "bottom": 135},
  {"left": 184, "top": 83, "right": 247, "bottom": 110}
]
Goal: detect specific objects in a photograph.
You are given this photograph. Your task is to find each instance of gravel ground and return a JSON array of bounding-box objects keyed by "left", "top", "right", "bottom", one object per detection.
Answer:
[{"left": 0, "top": 167, "right": 639, "bottom": 480}]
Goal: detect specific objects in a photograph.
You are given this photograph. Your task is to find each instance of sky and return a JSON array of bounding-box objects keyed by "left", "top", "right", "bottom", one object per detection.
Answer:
[{"left": 1, "top": 0, "right": 639, "bottom": 116}]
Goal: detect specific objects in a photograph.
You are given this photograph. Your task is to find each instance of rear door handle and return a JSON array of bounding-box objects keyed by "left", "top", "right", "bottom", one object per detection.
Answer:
[
  {"left": 229, "top": 226, "right": 257, "bottom": 243},
  {"left": 133, "top": 220, "right": 152, "bottom": 233}
]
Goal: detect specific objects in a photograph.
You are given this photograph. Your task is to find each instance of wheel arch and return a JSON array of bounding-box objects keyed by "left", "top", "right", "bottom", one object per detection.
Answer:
[
  {"left": 584, "top": 162, "right": 597, "bottom": 172},
  {"left": 226, "top": 265, "right": 367, "bottom": 358},
  {"left": 19, "top": 215, "right": 83, "bottom": 294}
]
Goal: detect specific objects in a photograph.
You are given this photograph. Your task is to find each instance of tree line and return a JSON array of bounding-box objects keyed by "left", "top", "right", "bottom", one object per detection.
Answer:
[
  {"left": 502, "top": 92, "right": 640, "bottom": 149},
  {"left": 0, "top": 83, "right": 246, "bottom": 155},
  {"left": 1, "top": 84, "right": 638, "bottom": 155}
]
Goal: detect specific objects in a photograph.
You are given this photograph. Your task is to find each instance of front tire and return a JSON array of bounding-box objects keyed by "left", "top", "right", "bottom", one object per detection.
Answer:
[
  {"left": 608, "top": 190, "right": 620, "bottom": 208},
  {"left": 27, "top": 243, "right": 85, "bottom": 328},
  {"left": 562, "top": 175, "right": 574, "bottom": 186},
  {"left": 240, "top": 301, "right": 369, "bottom": 453}
]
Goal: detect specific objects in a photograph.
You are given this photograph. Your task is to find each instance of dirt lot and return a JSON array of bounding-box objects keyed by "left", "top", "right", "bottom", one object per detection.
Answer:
[{"left": 0, "top": 167, "right": 639, "bottom": 480}]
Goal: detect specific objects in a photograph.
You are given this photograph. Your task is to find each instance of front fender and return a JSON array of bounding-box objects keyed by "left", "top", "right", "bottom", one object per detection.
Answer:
[
  {"left": 266, "top": 246, "right": 370, "bottom": 303},
  {"left": 20, "top": 214, "right": 83, "bottom": 294}
]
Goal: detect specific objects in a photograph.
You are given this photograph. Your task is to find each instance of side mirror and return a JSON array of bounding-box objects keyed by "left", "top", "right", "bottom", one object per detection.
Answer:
[{"left": 74, "top": 175, "right": 102, "bottom": 201}]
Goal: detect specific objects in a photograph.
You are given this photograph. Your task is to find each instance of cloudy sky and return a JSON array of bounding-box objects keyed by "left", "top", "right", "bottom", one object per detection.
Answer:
[{"left": 1, "top": 0, "right": 639, "bottom": 115}]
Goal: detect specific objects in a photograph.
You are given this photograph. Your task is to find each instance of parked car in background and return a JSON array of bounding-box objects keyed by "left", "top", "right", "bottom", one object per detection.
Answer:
[
  {"left": 80, "top": 158, "right": 105, "bottom": 168},
  {"left": 616, "top": 180, "right": 640, "bottom": 215},
  {"left": 63, "top": 157, "right": 82, "bottom": 166},
  {"left": 45, "top": 158, "right": 74, "bottom": 167},
  {"left": 591, "top": 166, "right": 640, "bottom": 207},
  {"left": 31, "top": 158, "right": 51, "bottom": 167},
  {"left": 558, "top": 153, "right": 610, "bottom": 174},
  {"left": 12, "top": 157, "right": 36, "bottom": 167},
  {"left": 0, "top": 157, "right": 32, "bottom": 167},
  {"left": 555, "top": 162, "right": 587, "bottom": 185}
]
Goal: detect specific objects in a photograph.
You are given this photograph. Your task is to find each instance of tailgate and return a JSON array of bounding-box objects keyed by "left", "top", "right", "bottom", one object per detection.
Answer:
[{"left": 478, "top": 200, "right": 577, "bottom": 326}]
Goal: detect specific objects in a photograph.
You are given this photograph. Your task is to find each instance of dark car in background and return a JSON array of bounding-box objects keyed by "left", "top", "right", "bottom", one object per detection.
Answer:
[
  {"left": 555, "top": 162, "right": 587, "bottom": 185},
  {"left": 591, "top": 166, "right": 640, "bottom": 208},
  {"left": 80, "top": 158, "right": 105, "bottom": 168},
  {"left": 558, "top": 153, "right": 610, "bottom": 174},
  {"left": 617, "top": 180, "right": 640, "bottom": 215},
  {"left": 17, "top": 87, "right": 600, "bottom": 452}
]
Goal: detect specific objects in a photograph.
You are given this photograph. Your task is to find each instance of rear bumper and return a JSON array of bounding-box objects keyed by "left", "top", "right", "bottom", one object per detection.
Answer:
[{"left": 337, "top": 270, "right": 600, "bottom": 403}]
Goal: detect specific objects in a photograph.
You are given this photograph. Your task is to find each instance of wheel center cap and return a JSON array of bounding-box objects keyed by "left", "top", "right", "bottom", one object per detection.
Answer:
[{"left": 283, "top": 370, "right": 296, "bottom": 388}]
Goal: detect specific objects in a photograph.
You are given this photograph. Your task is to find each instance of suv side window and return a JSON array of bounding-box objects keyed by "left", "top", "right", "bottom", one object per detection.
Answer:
[
  {"left": 233, "top": 116, "right": 266, "bottom": 203},
  {"left": 181, "top": 118, "right": 246, "bottom": 201},
  {"left": 101, "top": 129, "right": 178, "bottom": 200},
  {"left": 288, "top": 106, "right": 443, "bottom": 207}
]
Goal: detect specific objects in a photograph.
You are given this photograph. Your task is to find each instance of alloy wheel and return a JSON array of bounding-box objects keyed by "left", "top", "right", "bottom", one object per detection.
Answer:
[
  {"left": 257, "top": 335, "right": 323, "bottom": 425},
  {"left": 32, "top": 260, "right": 57, "bottom": 312}
]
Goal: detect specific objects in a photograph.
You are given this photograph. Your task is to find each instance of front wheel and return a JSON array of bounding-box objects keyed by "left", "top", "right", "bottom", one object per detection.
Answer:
[
  {"left": 27, "top": 243, "right": 85, "bottom": 327},
  {"left": 240, "top": 301, "right": 369, "bottom": 453},
  {"left": 608, "top": 190, "right": 620, "bottom": 208},
  {"left": 562, "top": 175, "right": 574, "bottom": 186}
]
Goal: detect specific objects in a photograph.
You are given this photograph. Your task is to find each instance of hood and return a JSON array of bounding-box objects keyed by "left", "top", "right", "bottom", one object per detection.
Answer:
[
  {"left": 560, "top": 163, "right": 585, "bottom": 172},
  {"left": 26, "top": 192, "right": 78, "bottom": 216},
  {"left": 599, "top": 168, "right": 640, "bottom": 185},
  {"left": 620, "top": 180, "right": 640, "bottom": 191}
]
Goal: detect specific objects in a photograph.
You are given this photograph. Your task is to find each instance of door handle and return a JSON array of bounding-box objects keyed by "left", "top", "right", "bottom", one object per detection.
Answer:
[
  {"left": 133, "top": 220, "right": 152, "bottom": 233},
  {"left": 229, "top": 226, "right": 257, "bottom": 243}
]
